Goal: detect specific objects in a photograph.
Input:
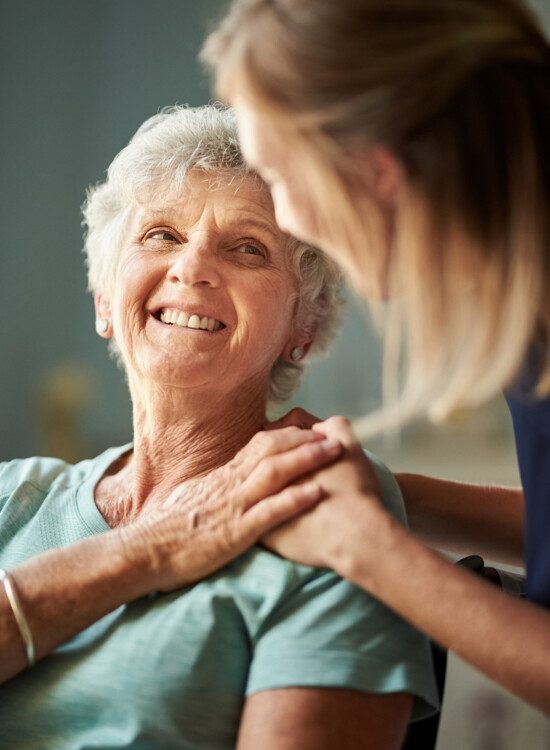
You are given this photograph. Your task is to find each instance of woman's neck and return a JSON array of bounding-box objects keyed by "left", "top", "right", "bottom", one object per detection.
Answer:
[{"left": 96, "top": 380, "right": 268, "bottom": 524}]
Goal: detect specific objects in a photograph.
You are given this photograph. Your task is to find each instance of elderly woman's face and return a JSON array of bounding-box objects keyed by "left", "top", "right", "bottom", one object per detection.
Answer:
[{"left": 106, "top": 171, "right": 299, "bottom": 394}]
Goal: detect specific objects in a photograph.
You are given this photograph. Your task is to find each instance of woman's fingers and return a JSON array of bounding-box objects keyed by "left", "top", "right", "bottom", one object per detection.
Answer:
[
  {"left": 234, "top": 426, "right": 326, "bottom": 477},
  {"left": 241, "top": 437, "right": 342, "bottom": 508},
  {"left": 248, "top": 425, "right": 324, "bottom": 454},
  {"left": 240, "top": 482, "right": 323, "bottom": 541}
]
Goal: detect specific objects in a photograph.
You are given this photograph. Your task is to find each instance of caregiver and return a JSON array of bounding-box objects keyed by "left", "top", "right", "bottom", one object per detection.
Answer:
[{"left": 202, "top": 0, "right": 550, "bottom": 713}]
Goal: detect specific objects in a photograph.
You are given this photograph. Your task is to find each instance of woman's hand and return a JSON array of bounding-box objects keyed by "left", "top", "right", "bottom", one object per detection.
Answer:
[
  {"left": 119, "top": 426, "right": 343, "bottom": 592},
  {"left": 262, "top": 416, "right": 386, "bottom": 570}
]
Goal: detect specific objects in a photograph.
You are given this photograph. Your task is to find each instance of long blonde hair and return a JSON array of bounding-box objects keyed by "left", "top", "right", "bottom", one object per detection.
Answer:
[{"left": 202, "top": 0, "right": 550, "bottom": 434}]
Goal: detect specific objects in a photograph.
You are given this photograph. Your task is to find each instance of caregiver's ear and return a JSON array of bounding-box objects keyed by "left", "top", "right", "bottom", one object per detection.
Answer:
[
  {"left": 94, "top": 292, "right": 113, "bottom": 339},
  {"left": 356, "top": 144, "right": 402, "bottom": 207}
]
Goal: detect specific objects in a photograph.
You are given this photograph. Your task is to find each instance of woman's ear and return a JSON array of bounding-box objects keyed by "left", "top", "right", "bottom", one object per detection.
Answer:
[
  {"left": 284, "top": 315, "right": 318, "bottom": 363},
  {"left": 94, "top": 293, "right": 113, "bottom": 338}
]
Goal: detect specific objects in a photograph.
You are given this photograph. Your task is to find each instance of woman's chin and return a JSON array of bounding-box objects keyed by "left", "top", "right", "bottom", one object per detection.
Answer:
[
  {"left": 137, "top": 365, "right": 220, "bottom": 395},
  {"left": 130, "top": 349, "right": 226, "bottom": 394}
]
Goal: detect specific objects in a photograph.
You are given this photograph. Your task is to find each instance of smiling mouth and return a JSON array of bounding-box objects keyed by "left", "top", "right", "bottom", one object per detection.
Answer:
[{"left": 154, "top": 308, "right": 226, "bottom": 332}]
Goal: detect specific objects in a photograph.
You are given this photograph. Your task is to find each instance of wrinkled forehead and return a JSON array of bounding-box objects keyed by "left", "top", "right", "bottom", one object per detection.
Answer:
[
  {"left": 153, "top": 167, "right": 269, "bottom": 205},
  {"left": 133, "top": 169, "right": 279, "bottom": 228}
]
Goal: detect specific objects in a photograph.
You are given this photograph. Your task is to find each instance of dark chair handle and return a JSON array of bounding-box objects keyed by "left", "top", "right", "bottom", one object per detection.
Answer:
[{"left": 457, "top": 554, "right": 526, "bottom": 597}]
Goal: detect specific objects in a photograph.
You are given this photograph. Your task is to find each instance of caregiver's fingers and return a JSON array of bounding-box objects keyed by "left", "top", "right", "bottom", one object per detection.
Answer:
[
  {"left": 240, "top": 482, "right": 324, "bottom": 541},
  {"left": 312, "top": 416, "right": 361, "bottom": 450},
  {"left": 241, "top": 437, "right": 343, "bottom": 508},
  {"left": 264, "top": 407, "right": 322, "bottom": 431}
]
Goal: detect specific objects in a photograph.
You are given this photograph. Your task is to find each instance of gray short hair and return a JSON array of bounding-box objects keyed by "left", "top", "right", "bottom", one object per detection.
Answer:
[{"left": 82, "top": 105, "right": 344, "bottom": 404}]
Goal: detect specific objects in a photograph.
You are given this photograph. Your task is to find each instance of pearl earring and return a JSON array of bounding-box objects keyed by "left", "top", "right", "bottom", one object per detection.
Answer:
[
  {"left": 96, "top": 318, "right": 109, "bottom": 334},
  {"left": 291, "top": 346, "right": 304, "bottom": 361}
]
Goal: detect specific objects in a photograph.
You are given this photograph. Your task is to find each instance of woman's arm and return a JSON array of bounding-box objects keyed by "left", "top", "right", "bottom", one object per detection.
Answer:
[
  {"left": 237, "top": 688, "right": 412, "bottom": 750},
  {"left": 264, "top": 417, "right": 550, "bottom": 715},
  {"left": 0, "top": 427, "right": 341, "bottom": 685},
  {"left": 0, "top": 529, "right": 147, "bottom": 683},
  {"left": 395, "top": 472, "right": 524, "bottom": 566}
]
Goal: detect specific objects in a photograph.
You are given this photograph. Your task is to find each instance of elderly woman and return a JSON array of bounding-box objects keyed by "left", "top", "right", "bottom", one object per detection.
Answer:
[{"left": 0, "top": 105, "right": 437, "bottom": 748}]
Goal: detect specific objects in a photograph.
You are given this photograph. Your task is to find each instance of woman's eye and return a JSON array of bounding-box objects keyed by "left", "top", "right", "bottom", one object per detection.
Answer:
[
  {"left": 145, "top": 229, "right": 179, "bottom": 243},
  {"left": 236, "top": 243, "right": 265, "bottom": 257}
]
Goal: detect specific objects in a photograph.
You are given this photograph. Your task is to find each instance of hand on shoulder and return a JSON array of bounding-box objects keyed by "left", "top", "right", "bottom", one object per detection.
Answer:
[
  {"left": 119, "top": 424, "right": 343, "bottom": 592},
  {"left": 262, "top": 416, "right": 389, "bottom": 571}
]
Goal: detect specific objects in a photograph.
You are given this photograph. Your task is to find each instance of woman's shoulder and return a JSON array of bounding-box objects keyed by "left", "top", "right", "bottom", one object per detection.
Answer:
[
  {"left": 363, "top": 449, "right": 408, "bottom": 525},
  {"left": 0, "top": 445, "right": 131, "bottom": 499},
  {"left": 0, "top": 455, "right": 78, "bottom": 498},
  {"left": 227, "top": 547, "right": 438, "bottom": 720}
]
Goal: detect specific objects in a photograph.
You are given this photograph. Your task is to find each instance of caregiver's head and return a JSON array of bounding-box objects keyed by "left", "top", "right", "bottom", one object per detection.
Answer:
[
  {"left": 202, "top": 0, "right": 550, "bottom": 424},
  {"left": 82, "top": 105, "right": 342, "bottom": 412}
]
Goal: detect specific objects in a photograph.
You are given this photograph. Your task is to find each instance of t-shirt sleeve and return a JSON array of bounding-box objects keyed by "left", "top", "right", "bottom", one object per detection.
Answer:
[
  {"left": 246, "top": 567, "right": 438, "bottom": 721},
  {"left": 245, "top": 453, "right": 439, "bottom": 721}
]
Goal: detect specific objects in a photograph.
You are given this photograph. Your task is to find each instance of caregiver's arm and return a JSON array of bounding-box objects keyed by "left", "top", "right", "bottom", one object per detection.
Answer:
[
  {"left": 237, "top": 688, "right": 412, "bottom": 750},
  {"left": 396, "top": 473, "right": 524, "bottom": 566},
  {"left": 0, "top": 427, "right": 340, "bottom": 685},
  {"left": 341, "top": 512, "right": 550, "bottom": 714}
]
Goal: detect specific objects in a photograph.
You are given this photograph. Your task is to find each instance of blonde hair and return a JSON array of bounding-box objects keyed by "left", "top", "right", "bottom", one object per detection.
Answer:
[
  {"left": 82, "top": 105, "right": 343, "bottom": 405},
  {"left": 202, "top": 0, "right": 550, "bottom": 433}
]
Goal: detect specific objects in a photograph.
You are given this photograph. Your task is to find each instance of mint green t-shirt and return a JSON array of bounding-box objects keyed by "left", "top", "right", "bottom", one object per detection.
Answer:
[{"left": 0, "top": 446, "right": 438, "bottom": 749}]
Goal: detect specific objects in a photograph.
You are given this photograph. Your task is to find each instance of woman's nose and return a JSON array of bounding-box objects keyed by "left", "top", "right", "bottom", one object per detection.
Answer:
[{"left": 167, "top": 240, "right": 221, "bottom": 288}]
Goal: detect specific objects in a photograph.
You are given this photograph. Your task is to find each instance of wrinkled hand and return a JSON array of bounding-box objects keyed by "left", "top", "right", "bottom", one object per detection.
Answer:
[
  {"left": 119, "top": 426, "right": 342, "bottom": 593},
  {"left": 262, "top": 417, "right": 385, "bottom": 570}
]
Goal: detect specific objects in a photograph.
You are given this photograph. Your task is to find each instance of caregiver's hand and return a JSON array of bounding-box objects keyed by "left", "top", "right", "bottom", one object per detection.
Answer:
[
  {"left": 262, "top": 417, "right": 387, "bottom": 570},
  {"left": 121, "top": 426, "right": 343, "bottom": 592}
]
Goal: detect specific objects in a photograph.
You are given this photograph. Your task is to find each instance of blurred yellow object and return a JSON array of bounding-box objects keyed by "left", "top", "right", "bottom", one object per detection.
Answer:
[{"left": 35, "top": 362, "right": 95, "bottom": 463}]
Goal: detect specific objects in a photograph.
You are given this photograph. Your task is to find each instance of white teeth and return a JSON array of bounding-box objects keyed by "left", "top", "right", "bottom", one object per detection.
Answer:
[
  {"left": 176, "top": 311, "right": 189, "bottom": 327},
  {"left": 159, "top": 308, "right": 223, "bottom": 331}
]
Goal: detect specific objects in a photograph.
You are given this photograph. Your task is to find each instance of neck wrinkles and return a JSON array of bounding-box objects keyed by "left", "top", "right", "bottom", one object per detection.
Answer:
[{"left": 113, "top": 377, "right": 269, "bottom": 514}]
